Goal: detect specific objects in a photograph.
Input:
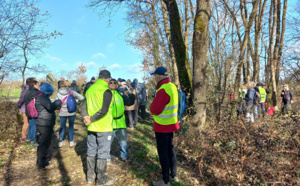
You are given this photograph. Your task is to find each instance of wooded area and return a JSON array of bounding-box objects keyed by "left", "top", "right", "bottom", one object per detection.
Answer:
[
  {"left": 0, "top": 0, "right": 300, "bottom": 185},
  {"left": 88, "top": 0, "right": 300, "bottom": 128}
]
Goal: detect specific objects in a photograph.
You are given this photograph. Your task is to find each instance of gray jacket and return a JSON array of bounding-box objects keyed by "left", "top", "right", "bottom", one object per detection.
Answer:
[{"left": 55, "top": 87, "right": 84, "bottom": 116}]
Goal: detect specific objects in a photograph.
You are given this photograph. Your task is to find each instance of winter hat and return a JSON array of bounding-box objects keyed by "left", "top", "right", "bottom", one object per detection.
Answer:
[
  {"left": 91, "top": 77, "right": 96, "bottom": 81},
  {"left": 40, "top": 83, "right": 55, "bottom": 95}
]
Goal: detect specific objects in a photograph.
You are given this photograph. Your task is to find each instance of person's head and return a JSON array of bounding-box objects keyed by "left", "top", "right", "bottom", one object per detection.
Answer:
[
  {"left": 72, "top": 80, "right": 76, "bottom": 84},
  {"left": 109, "top": 78, "right": 118, "bottom": 90},
  {"left": 117, "top": 78, "right": 122, "bottom": 85},
  {"left": 98, "top": 70, "right": 111, "bottom": 83},
  {"left": 127, "top": 79, "right": 131, "bottom": 83},
  {"left": 151, "top": 66, "right": 169, "bottom": 84},
  {"left": 131, "top": 82, "right": 136, "bottom": 89},
  {"left": 246, "top": 81, "right": 256, "bottom": 89},
  {"left": 121, "top": 81, "right": 127, "bottom": 88},
  {"left": 61, "top": 77, "right": 65, "bottom": 81},
  {"left": 40, "top": 83, "right": 55, "bottom": 97},
  {"left": 60, "top": 81, "right": 69, "bottom": 88},
  {"left": 91, "top": 77, "right": 96, "bottom": 83},
  {"left": 27, "top": 77, "right": 40, "bottom": 90},
  {"left": 283, "top": 84, "right": 289, "bottom": 90}
]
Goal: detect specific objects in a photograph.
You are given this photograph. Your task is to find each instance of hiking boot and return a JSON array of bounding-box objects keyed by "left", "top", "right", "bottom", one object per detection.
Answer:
[
  {"left": 58, "top": 141, "right": 65, "bottom": 148},
  {"left": 69, "top": 141, "right": 76, "bottom": 147},
  {"left": 152, "top": 179, "right": 170, "bottom": 186},
  {"left": 170, "top": 176, "right": 179, "bottom": 182},
  {"left": 31, "top": 141, "right": 39, "bottom": 147}
]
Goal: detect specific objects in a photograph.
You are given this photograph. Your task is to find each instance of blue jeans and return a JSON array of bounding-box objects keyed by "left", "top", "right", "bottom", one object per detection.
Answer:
[
  {"left": 108, "top": 128, "right": 128, "bottom": 161},
  {"left": 27, "top": 119, "right": 36, "bottom": 142},
  {"left": 257, "top": 103, "right": 266, "bottom": 117},
  {"left": 59, "top": 115, "right": 76, "bottom": 142}
]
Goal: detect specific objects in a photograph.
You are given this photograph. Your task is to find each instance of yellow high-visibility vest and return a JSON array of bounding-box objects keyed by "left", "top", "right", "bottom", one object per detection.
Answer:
[{"left": 153, "top": 82, "right": 178, "bottom": 125}]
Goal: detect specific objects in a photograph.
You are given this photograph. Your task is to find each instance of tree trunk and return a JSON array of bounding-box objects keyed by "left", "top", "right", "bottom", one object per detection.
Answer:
[
  {"left": 163, "top": 0, "right": 193, "bottom": 97},
  {"left": 192, "top": 0, "right": 210, "bottom": 130},
  {"left": 269, "top": 0, "right": 278, "bottom": 107},
  {"left": 161, "top": 0, "right": 180, "bottom": 87},
  {"left": 253, "top": 0, "right": 267, "bottom": 82},
  {"left": 275, "top": 0, "right": 287, "bottom": 86}
]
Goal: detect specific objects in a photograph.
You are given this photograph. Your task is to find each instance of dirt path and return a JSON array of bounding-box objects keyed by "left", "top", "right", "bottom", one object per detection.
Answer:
[{"left": 0, "top": 113, "right": 192, "bottom": 186}]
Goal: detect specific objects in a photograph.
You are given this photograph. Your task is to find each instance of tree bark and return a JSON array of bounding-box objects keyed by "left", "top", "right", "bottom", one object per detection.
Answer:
[
  {"left": 161, "top": 0, "right": 180, "bottom": 87},
  {"left": 163, "top": 0, "right": 193, "bottom": 97},
  {"left": 193, "top": 0, "right": 210, "bottom": 130}
]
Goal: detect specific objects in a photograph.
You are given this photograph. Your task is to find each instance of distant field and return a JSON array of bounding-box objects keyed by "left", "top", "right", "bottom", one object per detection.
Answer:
[{"left": 0, "top": 87, "right": 22, "bottom": 98}]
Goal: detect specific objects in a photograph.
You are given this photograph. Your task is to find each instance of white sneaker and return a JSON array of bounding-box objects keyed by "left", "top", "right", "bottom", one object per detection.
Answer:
[
  {"left": 70, "top": 141, "right": 76, "bottom": 147},
  {"left": 58, "top": 141, "right": 64, "bottom": 148}
]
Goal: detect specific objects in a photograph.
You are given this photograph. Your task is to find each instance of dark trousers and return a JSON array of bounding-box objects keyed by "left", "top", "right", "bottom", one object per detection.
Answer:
[
  {"left": 139, "top": 105, "right": 146, "bottom": 120},
  {"left": 36, "top": 125, "right": 53, "bottom": 168},
  {"left": 155, "top": 132, "right": 177, "bottom": 184}
]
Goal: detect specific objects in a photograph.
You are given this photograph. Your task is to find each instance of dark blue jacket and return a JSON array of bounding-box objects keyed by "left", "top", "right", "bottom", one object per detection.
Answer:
[{"left": 245, "top": 88, "right": 256, "bottom": 106}]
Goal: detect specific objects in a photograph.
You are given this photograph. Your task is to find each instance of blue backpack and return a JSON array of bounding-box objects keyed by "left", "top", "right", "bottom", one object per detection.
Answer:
[
  {"left": 178, "top": 89, "right": 187, "bottom": 117},
  {"left": 62, "top": 90, "right": 77, "bottom": 113}
]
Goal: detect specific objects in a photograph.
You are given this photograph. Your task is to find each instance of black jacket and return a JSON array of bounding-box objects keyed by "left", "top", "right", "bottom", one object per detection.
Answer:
[
  {"left": 69, "top": 81, "right": 80, "bottom": 93},
  {"left": 24, "top": 86, "right": 41, "bottom": 118},
  {"left": 83, "top": 81, "right": 94, "bottom": 96},
  {"left": 35, "top": 94, "right": 61, "bottom": 127}
]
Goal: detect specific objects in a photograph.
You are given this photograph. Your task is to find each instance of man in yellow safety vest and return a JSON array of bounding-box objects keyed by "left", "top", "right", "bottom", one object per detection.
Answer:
[{"left": 81, "top": 70, "right": 115, "bottom": 185}]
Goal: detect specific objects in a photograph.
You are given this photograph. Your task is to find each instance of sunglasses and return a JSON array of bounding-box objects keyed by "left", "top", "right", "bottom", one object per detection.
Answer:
[{"left": 110, "top": 82, "right": 117, "bottom": 85}]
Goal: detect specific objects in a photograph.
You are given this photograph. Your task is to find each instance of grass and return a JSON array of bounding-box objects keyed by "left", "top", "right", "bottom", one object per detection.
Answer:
[{"left": 0, "top": 87, "right": 22, "bottom": 98}]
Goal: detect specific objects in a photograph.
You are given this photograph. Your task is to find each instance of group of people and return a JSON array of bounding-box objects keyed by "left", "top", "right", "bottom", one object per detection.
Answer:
[
  {"left": 237, "top": 81, "right": 293, "bottom": 122},
  {"left": 17, "top": 66, "right": 178, "bottom": 186}
]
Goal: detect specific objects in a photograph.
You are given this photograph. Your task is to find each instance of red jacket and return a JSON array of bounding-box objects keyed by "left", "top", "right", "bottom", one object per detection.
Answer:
[{"left": 150, "top": 78, "right": 180, "bottom": 133}]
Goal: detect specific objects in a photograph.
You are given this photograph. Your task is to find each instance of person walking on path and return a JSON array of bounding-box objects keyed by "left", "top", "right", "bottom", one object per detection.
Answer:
[
  {"left": 107, "top": 78, "right": 134, "bottom": 163},
  {"left": 83, "top": 77, "right": 96, "bottom": 96},
  {"left": 35, "top": 83, "right": 62, "bottom": 169},
  {"left": 56, "top": 81, "right": 84, "bottom": 147},
  {"left": 24, "top": 77, "right": 40, "bottom": 147},
  {"left": 281, "top": 84, "right": 293, "bottom": 114},
  {"left": 69, "top": 80, "right": 80, "bottom": 93},
  {"left": 150, "top": 67, "right": 180, "bottom": 186},
  {"left": 81, "top": 70, "right": 115, "bottom": 185},
  {"left": 17, "top": 81, "right": 30, "bottom": 142}
]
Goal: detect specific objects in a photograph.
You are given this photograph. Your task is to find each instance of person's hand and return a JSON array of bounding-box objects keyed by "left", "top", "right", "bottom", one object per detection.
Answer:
[
  {"left": 291, "top": 100, "right": 293, "bottom": 104},
  {"left": 129, "top": 87, "right": 134, "bottom": 92},
  {"left": 84, "top": 116, "right": 91, "bottom": 125}
]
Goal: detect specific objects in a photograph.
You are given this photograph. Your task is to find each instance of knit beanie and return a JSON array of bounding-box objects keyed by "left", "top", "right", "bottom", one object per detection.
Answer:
[{"left": 40, "top": 83, "right": 55, "bottom": 95}]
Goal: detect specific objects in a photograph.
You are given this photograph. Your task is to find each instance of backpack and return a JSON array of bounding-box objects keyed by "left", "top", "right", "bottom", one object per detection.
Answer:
[
  {"left": 27, "top": 93, "right": 44, "bottom": 118},
  {"left": 62, "top": 90, "right": 77, "bottom": 113},
  {"left": 178, "top": 89, "right": 187, "bottom": 117},
  {"left": 254, "top": 91, "right": 260, "bottom": 104}
]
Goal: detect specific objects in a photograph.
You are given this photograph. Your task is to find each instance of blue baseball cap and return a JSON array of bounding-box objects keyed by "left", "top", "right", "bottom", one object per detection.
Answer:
[{"left": 151, "top": 66, "right": 169, "bottom": 76}]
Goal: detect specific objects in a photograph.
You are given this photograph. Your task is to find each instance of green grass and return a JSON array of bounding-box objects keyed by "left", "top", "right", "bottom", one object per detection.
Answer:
[{"left": 0, "top": 87, "right": 22, "bottom": 98}]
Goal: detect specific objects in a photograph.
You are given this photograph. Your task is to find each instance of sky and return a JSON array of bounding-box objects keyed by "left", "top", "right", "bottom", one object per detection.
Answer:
[{"left": 32, "top": 0, "right": 145, "bottom": 82}]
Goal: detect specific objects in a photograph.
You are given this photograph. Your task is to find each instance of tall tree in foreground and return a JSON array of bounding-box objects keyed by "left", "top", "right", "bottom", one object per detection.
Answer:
[
  {"left": 163, "top": 0, "right": 193, "bottom": 97},
  {"left": 193, "top": 0, "right": 210, "bottom": 130}
]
